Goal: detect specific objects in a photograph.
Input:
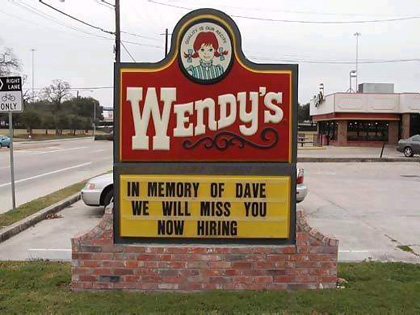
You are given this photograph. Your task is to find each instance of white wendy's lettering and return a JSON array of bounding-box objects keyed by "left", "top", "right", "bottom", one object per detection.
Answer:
[{"left": 126, "top": 87, "right": 284, "bottom": 150}]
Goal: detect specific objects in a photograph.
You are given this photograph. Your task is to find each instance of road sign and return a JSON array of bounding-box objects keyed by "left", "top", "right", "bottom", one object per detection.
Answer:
[
  {"left": 0, "top": 76, "right": 23, "bottom": 211},
  {"left": 0, "top": 76, "right": 23, "bottom": 113}
]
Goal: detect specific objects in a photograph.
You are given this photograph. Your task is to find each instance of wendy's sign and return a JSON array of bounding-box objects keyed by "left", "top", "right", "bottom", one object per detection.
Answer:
[
  {"left": 117, "top": 10, "right": 297, "bottom": 163},
  {"left": 114, "top": 9, "right": 298, "bottom": 244}
]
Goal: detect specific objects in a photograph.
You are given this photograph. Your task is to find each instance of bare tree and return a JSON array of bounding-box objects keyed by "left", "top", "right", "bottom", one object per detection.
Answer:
[
  {"left": 42, "top": 79, "right": 72, "bottom": 112},
  {"left": 0, "top": 48, "right": 21, "bottom": 76},
  {"left": 22, "top": 88, "right": 35, "bottom": 104},
  {"left": 42, "top": 79, "right": 72, "bottom": 134}
]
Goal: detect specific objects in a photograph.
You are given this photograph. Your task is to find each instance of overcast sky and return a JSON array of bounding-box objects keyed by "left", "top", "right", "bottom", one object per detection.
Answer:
[{"left": 1, "top": 0, "right": 420, "bottom": 107}]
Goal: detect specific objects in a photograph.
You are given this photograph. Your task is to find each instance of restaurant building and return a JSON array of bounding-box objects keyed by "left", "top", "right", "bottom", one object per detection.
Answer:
[{"left": 310, "top": 83, "right": 420, "bottom": 146}]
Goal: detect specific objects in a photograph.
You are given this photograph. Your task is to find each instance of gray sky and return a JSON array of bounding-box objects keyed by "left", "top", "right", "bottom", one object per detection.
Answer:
[{"left": 1, "top": 0, "right": 420, "bottom": 107}]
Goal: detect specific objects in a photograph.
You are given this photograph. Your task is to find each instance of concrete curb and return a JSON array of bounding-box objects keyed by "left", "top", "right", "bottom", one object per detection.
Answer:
[
  {"left": 297, "top": 157, "right": 420, "bottom": 163},
  {"left": 0, "top": 193, "right": 81, "bottom": 244}
]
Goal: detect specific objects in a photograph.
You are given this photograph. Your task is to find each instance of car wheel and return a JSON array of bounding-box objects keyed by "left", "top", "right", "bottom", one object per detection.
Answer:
[
  {"left": 102, "top": 188, "right": 114, "bottom": 210},
  {"left": 404, "top": 147, "right": 413, "bottom": 157}
]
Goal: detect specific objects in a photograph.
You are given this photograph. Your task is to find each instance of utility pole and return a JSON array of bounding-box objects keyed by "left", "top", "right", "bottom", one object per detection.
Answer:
[
  {"left": 165, "top": 28, "right": 169, "bottom": 57},
  {"left": 31, "top": 49, "right": 35, "bottom": 102},
  {"left": 160, "top": 29, "right": 172, "bottom": 57},
  {"left": 115, "top": 0, "right": 120, "bottom": 63},
  {"left": 354, "top": 32, "right": 361, "bottom": 92}
]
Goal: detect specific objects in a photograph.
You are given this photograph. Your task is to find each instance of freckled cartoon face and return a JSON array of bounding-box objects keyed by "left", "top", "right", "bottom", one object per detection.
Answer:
[{"left": 198, "top": 44, "right": 215, "bottom": 62}]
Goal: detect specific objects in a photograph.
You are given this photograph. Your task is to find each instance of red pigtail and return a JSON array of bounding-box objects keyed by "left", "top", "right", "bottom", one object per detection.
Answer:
[{"left": 184, "top": 31, "right": 228, "bottom": 59}]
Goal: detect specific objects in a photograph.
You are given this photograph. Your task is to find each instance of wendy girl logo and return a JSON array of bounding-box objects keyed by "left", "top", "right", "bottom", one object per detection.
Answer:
[{"left": 179, "top": 21, "right": 233, "bottom": 84}]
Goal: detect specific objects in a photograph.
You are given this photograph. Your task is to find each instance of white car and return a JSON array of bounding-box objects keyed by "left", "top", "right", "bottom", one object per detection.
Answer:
[
  {"left": 81, "top": 173, "right": 113, "bottom": 209},
  {"left": 296, "top": 168, "right": 307, "bottom": 203},
  {"left": 81, "top": 169, "right": 308, "bottom": 208}
]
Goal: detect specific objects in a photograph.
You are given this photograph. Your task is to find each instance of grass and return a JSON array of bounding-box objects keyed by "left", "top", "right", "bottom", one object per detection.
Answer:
[
  {"left": 397, "top": 245, "right": 418, "bottom": 256},
  {"left": 0, "top": 261, "right": 420, "bottom": 313},
  {"left": 0, "top": 181, "right": 86, "bottom": 228},
  {"left": 0, "top": 129, "right": 107, "bottom": 141},
  {"left": 14, "top": 134, "right": 93, "bottom": 141}
]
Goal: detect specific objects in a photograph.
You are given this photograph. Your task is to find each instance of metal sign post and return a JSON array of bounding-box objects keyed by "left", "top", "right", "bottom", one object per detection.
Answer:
[
  {"left": 8, "top": 112, "right": 16, "bottom": 210},
  {"left": 1, "top": 76, "right": 23, "bottom": 211}
]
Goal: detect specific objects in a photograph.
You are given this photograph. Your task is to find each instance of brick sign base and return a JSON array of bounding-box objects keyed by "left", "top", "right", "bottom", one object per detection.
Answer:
[{"left": 71, "top": 205, "right": 338, "bottom": 291}]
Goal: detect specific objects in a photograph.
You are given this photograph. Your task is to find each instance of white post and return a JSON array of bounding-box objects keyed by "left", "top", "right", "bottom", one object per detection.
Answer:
[
  {"left": 31, "top": 49, "right": 35, "bottom": 103},
  {"left": 354, "top": 32, "right": 361, "bottom": 92}
]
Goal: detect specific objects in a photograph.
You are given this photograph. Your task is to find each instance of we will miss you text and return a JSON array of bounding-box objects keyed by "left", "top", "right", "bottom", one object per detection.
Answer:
[{"left": 125, "top": 181, "right": 270, "bottom": 237}]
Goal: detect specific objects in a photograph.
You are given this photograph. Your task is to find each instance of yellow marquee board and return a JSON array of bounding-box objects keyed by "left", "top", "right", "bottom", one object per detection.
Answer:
[{"left": 119, "top": 175, "right": 290, "bottom": 239}]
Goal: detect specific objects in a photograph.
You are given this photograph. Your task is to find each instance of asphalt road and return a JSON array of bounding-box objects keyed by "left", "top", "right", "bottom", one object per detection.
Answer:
[
  {"left": 0, "top": 138, "right": 113, "bottom": 213},
  {"left": 0, "top": 161, "right": 419, "bottom": 263}
]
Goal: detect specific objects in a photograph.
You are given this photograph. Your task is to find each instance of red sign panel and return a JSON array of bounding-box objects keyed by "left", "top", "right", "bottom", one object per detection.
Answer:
[{"left": 118, "top": 15, "right": 294, "bottom": 162}]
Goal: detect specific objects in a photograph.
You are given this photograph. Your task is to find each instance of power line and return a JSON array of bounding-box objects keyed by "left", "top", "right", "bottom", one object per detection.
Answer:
[
  {"left": 36, "top": 1, "right": 162, "bottom": 42},
  {"left": 0, "top": 8, "right": 93, "bottom": 38},
  {"left": 94, "top": 0, "right": 114, "bottom": 9},
  {"left": 3, "top": 5, "right": 417, "bottom": 64},
  {"left": 91, "top": 0, "right": 161, "bottom": 41},
  {"left": 248, "top": 55, "right": 420, "bottom": 64},
  {"left": 30, "top": 86, "right": 113, "bottom": 90},
  {"left": 12, "top": 1, "right": 114, "bottom": 40},
  {"left": 121, "top": 42, "right": 136, "bottom": 62},
  {"left": 171, "top": 0, "right": 416, "bottom": 18},
  {"left": 100, "top": 0, "right": 115, "bottom": 8},
  {"left": 6, "top": 2, "right": 164, "bottom": 49},
  {"left": 148, "top": 0, "right": 420, "bottom": 24},
  {"left": 39, "top": 0, "right": 115, "bottom": 35},
  {"left": 121, "top": 30, "right": 160, "bottom": 41},
  {"left": 122, "top": 39, "right": 164, "bottom": 49}
]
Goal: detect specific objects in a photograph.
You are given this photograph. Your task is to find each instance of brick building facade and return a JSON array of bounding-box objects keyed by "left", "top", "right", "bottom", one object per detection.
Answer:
[{"left": 310, "top": 86, "right": 420, "bottom": 147}]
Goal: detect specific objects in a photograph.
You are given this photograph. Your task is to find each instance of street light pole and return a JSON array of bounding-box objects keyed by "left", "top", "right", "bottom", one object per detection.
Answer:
[
  {"left": 354, "top": 32, "right": 361, "bottom": 92},
  {"left": 348, "top": 70, "right": 357, "bottom": 93},
  {"left": 31, "top": 49, "right": 35, "bottom": 103}
]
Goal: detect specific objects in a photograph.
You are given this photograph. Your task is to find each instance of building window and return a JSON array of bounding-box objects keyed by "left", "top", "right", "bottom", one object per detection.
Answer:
[
  {"left": 410, "top": 114, "right": 420, "bottom": 136},
  {"left": 347, "top": 120, "right": 388, "bottom": 141},
  {"left": 319, "top": 121, "right": 338, "bottom": 140}
]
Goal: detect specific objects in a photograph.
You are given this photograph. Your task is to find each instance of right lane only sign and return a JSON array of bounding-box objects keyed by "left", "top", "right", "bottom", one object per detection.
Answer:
[{"left": 0, "top": 76, "right": 23, "bottom": 113}]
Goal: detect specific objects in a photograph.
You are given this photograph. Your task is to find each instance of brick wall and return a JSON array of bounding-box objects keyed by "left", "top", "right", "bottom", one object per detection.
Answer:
[
  {"left": 71, "top": 205, "right": 338, "bottom": 291},
  {"left": 388, "top": 121, "right": 399, "bottom": 144},
  {"left": 401, "top": 113, "right": 410, "bottom": 139},
  {"left": 336, "top": 120, "right": 348, "bottom": 146}
]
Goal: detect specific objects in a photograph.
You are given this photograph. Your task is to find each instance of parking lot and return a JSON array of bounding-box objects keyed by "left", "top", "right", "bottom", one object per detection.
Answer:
[
  {"left": 0, "top": 161, "right": 419, "bottom": 262},
  {"left": 301, "top": 162, "right": 420, "bottom": 262},
  {"left": 0, "top": 200, "right": 103, "bottom": 261}
]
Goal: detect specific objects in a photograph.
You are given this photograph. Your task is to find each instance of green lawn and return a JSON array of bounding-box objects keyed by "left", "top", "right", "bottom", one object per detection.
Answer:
[{"left": 0, "top": 261, "right": 419, "bottom": 313}]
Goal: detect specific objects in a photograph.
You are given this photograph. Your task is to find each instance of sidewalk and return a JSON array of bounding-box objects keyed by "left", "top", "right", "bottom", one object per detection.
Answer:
[{"left": 298, "top": 145, "right": 420, "bottom": 162}]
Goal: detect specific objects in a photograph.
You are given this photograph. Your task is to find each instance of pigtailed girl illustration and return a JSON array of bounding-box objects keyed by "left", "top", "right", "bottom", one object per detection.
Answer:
[{"left": 183, "top": 31, "right": 229, "bottom": 80}]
